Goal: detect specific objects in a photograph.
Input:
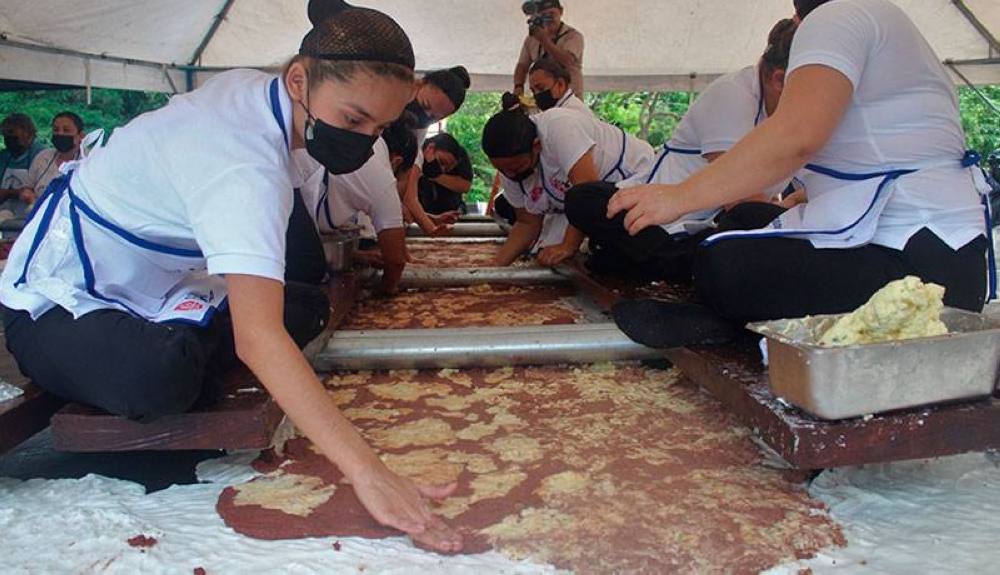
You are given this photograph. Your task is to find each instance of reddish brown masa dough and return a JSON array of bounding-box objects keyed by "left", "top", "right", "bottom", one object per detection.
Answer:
[{"left": 217, "top": 365, "right": 844, "bottom": 573}]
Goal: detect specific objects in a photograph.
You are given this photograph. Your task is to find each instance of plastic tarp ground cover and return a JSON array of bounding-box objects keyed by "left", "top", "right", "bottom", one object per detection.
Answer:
[{"left": 0, "top": 0, "right": 997, "bottom": 93}]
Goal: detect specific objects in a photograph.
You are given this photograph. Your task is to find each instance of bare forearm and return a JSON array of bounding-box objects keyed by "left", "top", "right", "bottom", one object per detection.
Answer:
[
  {"left": 377, "top": 228, "right": 407, "bottom": 292},
  {"left": 561, "top": 223, "right": 585, "bottom": 250},
  {"left": 513, "top": 62, "right": 529, "bottom": 91},
  {"left": 494, "top": 221, "right": 539, "bottom": 266},
  {"left": 433, "top": 174, "right": 471, "bottom": 194}
]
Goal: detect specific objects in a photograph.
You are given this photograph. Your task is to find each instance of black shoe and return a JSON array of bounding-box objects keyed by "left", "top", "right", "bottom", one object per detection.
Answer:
[{"left": 611, "top": 299, "right": 736, "bottom": 349}]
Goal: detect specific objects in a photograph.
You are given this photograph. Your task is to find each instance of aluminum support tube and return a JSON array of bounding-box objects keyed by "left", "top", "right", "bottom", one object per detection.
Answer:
[
  {"left": 407, "top": 222, "right": 507, "bottom": 238},
  {"left": 397, "top": 267, "right": 568, "bottom": 288},
  {"left": 313, "top": 323, "right": 662, "bottom": 371}
]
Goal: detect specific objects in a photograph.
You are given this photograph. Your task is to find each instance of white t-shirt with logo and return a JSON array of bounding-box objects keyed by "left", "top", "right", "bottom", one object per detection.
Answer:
[
  {"left": 294, "top": 140, "right": 404, "bottom": 234},
  {"left": 502, "top": 108, "right": 654, "bottom": 215}
]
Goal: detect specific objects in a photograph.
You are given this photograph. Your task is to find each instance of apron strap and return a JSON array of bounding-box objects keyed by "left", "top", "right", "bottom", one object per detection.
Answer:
[
  {"left": 600, "top": 127, "right": 628, "bottom": 182},
  {"left": 644, "top": 144, "right": 701, "bottom": 184}
]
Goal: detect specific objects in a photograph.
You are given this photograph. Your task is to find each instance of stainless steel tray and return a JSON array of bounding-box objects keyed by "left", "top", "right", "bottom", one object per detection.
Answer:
[{"left": 747, "top": 308, "right": 1000, "bottom": 420}]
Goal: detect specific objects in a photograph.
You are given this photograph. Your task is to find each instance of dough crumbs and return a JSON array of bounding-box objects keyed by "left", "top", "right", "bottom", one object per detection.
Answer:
[
  {"left": 381, "top": 449, "right": 465, "bottom": 485},
  {"left": 232, "top": 472, "right": 336, "bottom": 517},
  {"left": 127, "top": 534, "right": 158, "bottom": 549},
  {"left": 369, "top": 382, "right": 452, "bottom": 401},
  {"left": 538, "top": 471, "right": 590, "bottom": 500},
  {"left": 487, "top": 435, "right": 544, "bottom": 463}
]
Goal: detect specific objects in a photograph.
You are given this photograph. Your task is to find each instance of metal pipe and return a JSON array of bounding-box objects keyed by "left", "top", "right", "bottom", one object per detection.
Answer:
[
  {"left": 313, "top": 323, "right": 662, "bottom": 371},
  {"left": 189, "top": 0, "right": 238, "bottom": 66},
  {"left": 399, "top": 267, "right": 567, "bottom": 288},
  {"left": 947, "top": 61, "right": 1000, "bottom": 115},
  {"left": 407, "top": 222, "right": 506, "bottom": 238},
  {"left": 952, "top": 0, "right": 1000, "bottom": 55}
]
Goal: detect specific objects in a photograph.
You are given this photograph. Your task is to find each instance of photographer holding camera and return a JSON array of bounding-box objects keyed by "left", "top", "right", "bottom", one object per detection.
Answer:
[{"left": 513, "top": 1, "right": 585, "bottom": 98}]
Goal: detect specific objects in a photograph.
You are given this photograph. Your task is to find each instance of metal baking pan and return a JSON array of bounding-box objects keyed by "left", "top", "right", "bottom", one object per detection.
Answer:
[{"left": 747, "top": 308, "right": 1000, "bottom": 420}]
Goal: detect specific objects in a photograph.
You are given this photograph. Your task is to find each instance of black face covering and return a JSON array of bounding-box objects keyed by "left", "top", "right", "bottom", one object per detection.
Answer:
[
  {"left": 533, "top": 89, "right": 559, "bottom": 111},
  {"left": 300, "top": 102, "right": 377, "bottom": 175},
  {"left": 3, "top": 134, "right": 24, "bottom": 156},
  {"left": 406, "top": 100, "right": 439, "bottom": 129},
  {"left": 509, "top": 166, "right": 536, "bottom": 183},
  {"left": 422, "top": 160, "right": 443, "bottom": 179},
  {"left": 52, "top": 134, "right": 76, "bottom": 154}
]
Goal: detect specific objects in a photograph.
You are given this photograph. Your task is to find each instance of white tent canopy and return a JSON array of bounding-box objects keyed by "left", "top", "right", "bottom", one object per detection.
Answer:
[{"left": 1, "top": 0, "right": 997, "bottom": 94}]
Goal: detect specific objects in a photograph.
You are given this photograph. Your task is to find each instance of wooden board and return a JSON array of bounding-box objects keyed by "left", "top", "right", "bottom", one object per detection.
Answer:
[
  {"left": 664, "top": 341, "right": 1000, "bottom": 470},
  {"left": 565, "top": 265, "right": 1000, "bottom": 470},
  {"left": 0, "top": 333, "right": 66, "bottom": 455},
  {"left": 51, "top": 275, "right": 360, "bottom": 453}
]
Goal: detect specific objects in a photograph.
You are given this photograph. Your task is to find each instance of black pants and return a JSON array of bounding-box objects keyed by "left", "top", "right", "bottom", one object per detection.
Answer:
[
  {"left": 2, "top": 189, "right": 331, "bottom": 422},
  {"left": 694, "top": 228, "right": 988, "bottom": 322},
  {"left": 418, "top": 178, "right": 464, "bottom": 215},
  {"left": 564, "top": 181, "right": 785, "bottom": 282}
]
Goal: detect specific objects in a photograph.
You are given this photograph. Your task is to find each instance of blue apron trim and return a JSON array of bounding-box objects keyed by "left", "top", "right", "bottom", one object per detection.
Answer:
[
  {"left": 644, "top": 144, "right": 702, "bottom": 184},
  {"left": 700, "top": 165, "right": 914, "bottom": 248},
  {"left": 14, "top": 174, "right": 71, "bottom": 287},
  {"left": 965, "top": 150, "right": 998, "bottom": 302},
  {"left": 600, "top": 127, "right": 629, "bottom": 181},
  {"left": 269, "top": 78, "right": 289, "bottom": 149},
  {"left": 72, "top": 197, "right": 203, "bottom": 257},
  {"left": 316, "top": 171, "right": 336, "bottom": 229}
]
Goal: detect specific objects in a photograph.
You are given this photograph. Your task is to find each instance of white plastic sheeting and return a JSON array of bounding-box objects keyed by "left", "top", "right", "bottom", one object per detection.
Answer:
[{"left": 0, "top": 0, "right": 997, "bottom": 93}]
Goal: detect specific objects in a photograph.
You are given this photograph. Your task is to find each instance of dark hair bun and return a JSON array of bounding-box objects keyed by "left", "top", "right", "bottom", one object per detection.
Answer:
[
  {"left": 308, "top": 0, "right": 351, "bottom": 26},
  {"left": 449, "top": 66, "right": 471, "bottom": 89},
  {"left": 501, "top": 92, "right": 522, "bottom": 112},
  {"left": 395, "top": 110, "right": 419, "bottom": 131}
]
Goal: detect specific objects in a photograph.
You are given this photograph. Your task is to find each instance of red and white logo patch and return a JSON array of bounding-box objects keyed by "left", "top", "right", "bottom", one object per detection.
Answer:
[{"left": 174, "top": 300, "right": 205, "bottom": 312}]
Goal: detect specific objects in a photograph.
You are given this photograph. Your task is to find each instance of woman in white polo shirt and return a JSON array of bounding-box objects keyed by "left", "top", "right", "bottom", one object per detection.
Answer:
[
  {"left": 482, "top": 96, "right": 655, "bottom": 266},
  {"left": 297, "top": 115, "right": 415, "bottom": 295},
  {"left": 0, "top": 0, "right": 462, "bottom": 552},
  {"left": 567, "top": 19, "right": 798, "bottom": 281},
  {"left": 609, "top": 0, "right": 990, "bottom": 346},
  {"left": 528, "top": 57, "right": 591, "bottom": 116}
]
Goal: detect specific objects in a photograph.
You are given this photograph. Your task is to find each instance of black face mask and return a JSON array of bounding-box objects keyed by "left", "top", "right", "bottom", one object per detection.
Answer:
[
  {"left": 422, "top": 160, "right": 443, "bottom": 179},
  {"left": 300, "top": 102, "right": 377, "bottom": 175},
  {"left": 533, "top": 89, "right": 558, "bottom": 111},
  {"left": 509, "top": 166, "right": 536, "bottom": 183},
  {"left": 406, "top": 100, "right": 439, "bottom": 129},
  {"left": 52, "top": 134, "right": 76, "bottom": 154},
  {"left": 3, "top": 134, "right": 24, "bottom": 156}
]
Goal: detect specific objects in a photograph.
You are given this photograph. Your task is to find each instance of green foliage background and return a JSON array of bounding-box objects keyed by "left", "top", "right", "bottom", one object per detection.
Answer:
[{"left": 2, "top": 85, "right": 997, "bottom": 204}]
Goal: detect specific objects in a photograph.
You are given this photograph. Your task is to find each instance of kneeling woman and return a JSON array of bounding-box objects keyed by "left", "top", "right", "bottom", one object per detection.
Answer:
[
  {"left": 297, "top": 116, "right": 417, "bottom": 296},
  {"left": 566, "top": 18, "right": 797, "bottom": 281},
  {"left": 482, "top": 99, "right": 654, "bottom": 266},
  {"left": 0, "top": 1, "right": 461, "bottom": 552},
  {"left": 417, "top": 133, "right": 473, "bottom": 215},
  {"left": 610, "top": 0, "right": 990, "bottom": 332}
]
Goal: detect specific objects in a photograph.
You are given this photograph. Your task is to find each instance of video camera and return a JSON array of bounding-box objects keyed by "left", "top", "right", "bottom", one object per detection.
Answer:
[{"left": 522, "top": 1, "right": 556, "bottom": 28}]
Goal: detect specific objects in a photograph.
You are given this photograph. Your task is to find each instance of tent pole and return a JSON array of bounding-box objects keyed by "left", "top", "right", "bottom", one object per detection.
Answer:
[
  {"left": 947, "top": 61, "right": 1000, "bottom": 115},
  {"left": 189, "top": 0, "right": 238, "bottom": 66},
  {"left": 952, "top": 0, "right": 1000, "bottom": 55},
  {"left": 84, "top": 59, "right": 91, "bottom": 105}
]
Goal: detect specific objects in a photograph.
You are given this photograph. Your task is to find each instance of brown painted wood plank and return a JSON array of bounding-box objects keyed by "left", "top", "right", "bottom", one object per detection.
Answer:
[
  {"left": 51, "top": 275, "right": 361, "bottom": 453},
  {"left": 567, "top": 270, "right": 1000, "bottom": 470},
  {"left": 0, "top": 334, "right": 66, "bottom": 455}
]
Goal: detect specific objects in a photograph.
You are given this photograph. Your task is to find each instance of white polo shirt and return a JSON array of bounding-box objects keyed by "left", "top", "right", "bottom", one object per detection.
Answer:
[
  {"left": 1, "top": 69, "right": 298, "bottom": 319},
  {"left": 294, "top": 141, "right": 404, "bottom": 234},
  {"left": 502, "top": 108, "right": 655, "bottom": 215},
  {"left": 619, "top": 65, "right": 783, "bottom": 235},
  {"left": 787, "top": 0, "right": 984, "bottom": 250}
]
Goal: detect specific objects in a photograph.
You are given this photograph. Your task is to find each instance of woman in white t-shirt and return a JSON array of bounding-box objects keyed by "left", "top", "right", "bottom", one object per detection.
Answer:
[
  {"left": 528, "top": 57, "right": 591, "bottom": 116},
  {"left": 481, "top": 97, "right": 655, "bottom": 266},
  {"left": 567, "top": 19, "right": 798, "bottom": 281},
  {"left": 23, "top": 112, "right": 86, "bottom": 204},
  {"left": 298, "top": 116, "right": 415, "bottom": 295},
  {"left": 609, "top": 0, "right": 989, "bottom": 346},
  {"left": 0, "top": 0, "right": 462, "bottom": 553}
]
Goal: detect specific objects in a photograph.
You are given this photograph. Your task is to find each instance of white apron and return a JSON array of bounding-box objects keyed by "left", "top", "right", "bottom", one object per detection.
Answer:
[{"left": 10, "top": 78, "right": 291, "bottom": 325}]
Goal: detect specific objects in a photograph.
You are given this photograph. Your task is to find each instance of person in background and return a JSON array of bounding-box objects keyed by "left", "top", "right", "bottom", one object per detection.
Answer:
[
  {"left": 1, "top": 0, "right": 462, "bottom": 552},
  {"left": 513, "top": 0, "right": 585, "bottom": 97},
  {"left": 566, "top": 19, "right": 798, "bottom": 281},
  {"left": 399, "top": 66, "right": 470, "bottom": 236},
  {"left": 418, "top": 133, "right": 473, "bottom": 215},
  {"left": 0, "top": 114, "right": 45, "bottom": 220},
  {"left": 24, "top": 112, "right": 87, "bottom": 204},
  {"left": 528, "top": 57, "right": 590, "bottom": 115},
  {"left": 482, "top": 94, "right": 654, "bottom": 267},
  {"left": 608, "top": 0, "right": 990, "bottom": 348},
  {"left": 298, "top": 115, "right": 417, "bottom": 296}
]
